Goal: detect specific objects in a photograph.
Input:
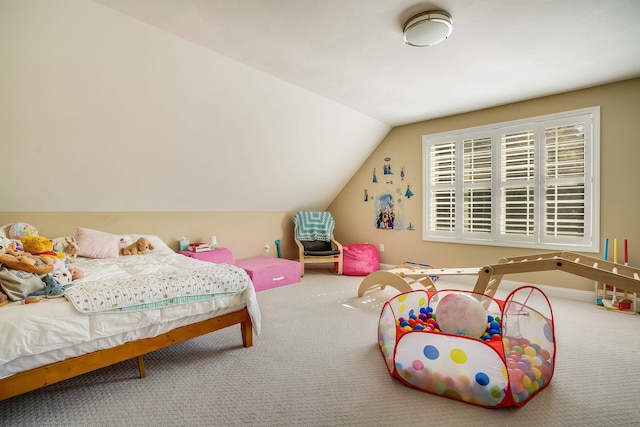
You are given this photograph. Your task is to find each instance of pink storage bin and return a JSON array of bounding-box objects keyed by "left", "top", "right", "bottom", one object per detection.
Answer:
[
  {"left": 234, "top": 257, "right": 301, "bottom": 292},
  {"left": 340, "top": 244, "right": 379, "bottom": 276}
]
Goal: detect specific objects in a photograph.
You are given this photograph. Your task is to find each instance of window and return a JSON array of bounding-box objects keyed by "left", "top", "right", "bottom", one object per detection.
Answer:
[{"left": 422, "top": 107, "right": 599, "bottom": 252}]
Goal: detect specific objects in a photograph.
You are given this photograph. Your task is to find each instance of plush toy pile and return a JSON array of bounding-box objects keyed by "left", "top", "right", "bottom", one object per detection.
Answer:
[
  {"left": 0, "top": 223, "right": 82, "bottom": 302},
  {"left": 0, "top": 223, "right": 160, "bottom": 304}
]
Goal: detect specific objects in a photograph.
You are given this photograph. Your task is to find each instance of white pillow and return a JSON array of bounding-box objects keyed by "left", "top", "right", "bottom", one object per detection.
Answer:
[{"left": 75, "top": 227, "right": 121, "bottom": 259}]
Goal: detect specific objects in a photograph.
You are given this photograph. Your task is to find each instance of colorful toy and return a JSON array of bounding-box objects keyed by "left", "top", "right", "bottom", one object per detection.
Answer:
[
  {"left": 275, "top": 239, "right": 282, "bottom": 258},
  {"left": 404, "top": 261, "right": 439, "bottom": 281},
  {"left": 595, "top": 237, "right": 637, "bottom": 314},
  {"left": 378, "top": 287, "right": 555, "bottom": 407},
  {"left": 2, "top": 222, "right": 38, "bottom": 240}
]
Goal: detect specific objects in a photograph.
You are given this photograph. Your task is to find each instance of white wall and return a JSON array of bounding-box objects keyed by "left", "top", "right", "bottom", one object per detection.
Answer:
[{"left": 0, "top": 0, "right": 390, "bottom": 212}]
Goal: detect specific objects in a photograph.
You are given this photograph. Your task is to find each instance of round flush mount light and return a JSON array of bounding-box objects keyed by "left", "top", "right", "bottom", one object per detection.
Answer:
[{"left": 403, "top": 10, "right": 453, "bottom": 47}]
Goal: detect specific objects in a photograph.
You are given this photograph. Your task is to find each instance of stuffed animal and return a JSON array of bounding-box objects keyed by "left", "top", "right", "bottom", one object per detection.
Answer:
[
  {"left": 63, "top": 236, "right": 79, "bottom": 262},
  {"left": 49, "top": 256, "right": 84, "bottom": 284},
  {"left": 121, "top": 237, "right": 155, "bottom": 255},
  {"left": 51, "top": 259, "right": 72, "bottom": 285},
  {"left": 21, "top": 235, "right": 65, "bottom": 263},
  {"left": 0, "top": 237, "right": 10, "bottom": 256},
  {"left": 0, "top": 239, "right": 54, "bottom": 274},
  {"left": 3, "top": 222, "right": 38, "bottom": 240}
]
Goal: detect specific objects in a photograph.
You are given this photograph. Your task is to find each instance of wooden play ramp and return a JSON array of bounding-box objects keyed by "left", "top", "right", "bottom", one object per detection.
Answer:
[{"left": 358, "top": 252, "right": 640, "bottom": 313}]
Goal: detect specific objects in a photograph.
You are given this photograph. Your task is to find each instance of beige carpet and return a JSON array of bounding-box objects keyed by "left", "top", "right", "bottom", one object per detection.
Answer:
[{"left": 1, "top": 270, "right": 639, "bottom": 426}]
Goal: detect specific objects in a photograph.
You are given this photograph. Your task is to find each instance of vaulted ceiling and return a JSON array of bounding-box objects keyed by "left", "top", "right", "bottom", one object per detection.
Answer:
[
  {"left": 4, "top": 1, "right": 639, "bottom": 212},
  {"left": 95, "top": 0, "right": 640, "bottom": 126}
]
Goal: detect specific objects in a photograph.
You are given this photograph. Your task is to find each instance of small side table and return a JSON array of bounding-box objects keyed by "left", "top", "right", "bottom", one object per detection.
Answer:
[{"left": 178, "top": 248, "right": 235, "bottom": 265}]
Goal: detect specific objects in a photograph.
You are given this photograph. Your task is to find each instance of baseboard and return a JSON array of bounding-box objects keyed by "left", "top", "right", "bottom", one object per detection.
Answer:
[{"left": 378, "top": 263, "right": 639, "bottom": 309}]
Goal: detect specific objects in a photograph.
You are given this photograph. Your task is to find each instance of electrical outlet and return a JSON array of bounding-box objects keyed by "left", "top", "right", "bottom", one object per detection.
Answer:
[
  {"left": 264, "top": 244, "right": 270, "bottom": 253},
  {"left": 379, "top": 243, "right": 385, "bottom": 252}
]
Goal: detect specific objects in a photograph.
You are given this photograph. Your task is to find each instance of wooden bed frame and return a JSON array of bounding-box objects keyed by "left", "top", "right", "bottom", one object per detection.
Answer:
[{"left": 0, "top": 307, "right": 253, "bottom": 401}]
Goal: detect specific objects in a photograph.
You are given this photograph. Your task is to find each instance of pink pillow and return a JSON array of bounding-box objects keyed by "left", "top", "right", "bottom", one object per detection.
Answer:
[{"left": 75, "top": 227, "right": 121, "bottom": 259}]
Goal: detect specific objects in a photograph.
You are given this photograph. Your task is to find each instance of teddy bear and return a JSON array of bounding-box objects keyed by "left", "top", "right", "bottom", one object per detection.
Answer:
[
  {"left": 21, "top": 235, "right": 65, "bottom": 264},
  {"left": 121, "top": 237, "right": 155, "bottom": 255}
]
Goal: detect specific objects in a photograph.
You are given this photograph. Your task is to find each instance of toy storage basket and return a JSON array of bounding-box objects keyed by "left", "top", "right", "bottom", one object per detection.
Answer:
[{"left": 378, "top": 287, "right": 555, "bottom": 408}]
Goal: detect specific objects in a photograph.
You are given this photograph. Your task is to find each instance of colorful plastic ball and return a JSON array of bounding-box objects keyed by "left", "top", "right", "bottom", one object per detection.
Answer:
[{"left": 436, "top": 292, "right": 488, "bottom": 338}]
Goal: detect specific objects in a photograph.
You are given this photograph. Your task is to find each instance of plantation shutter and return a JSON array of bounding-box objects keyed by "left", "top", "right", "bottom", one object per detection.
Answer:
[
  {"left": 500, "top": 128, "right": 536, "bottom": 243},
  {"left": 463, "top": 136, "right": 492, "bottom": 236},
  {"left": 428, "top": 140, "right": 456, "bottom": 234},
  {"left": 422, "top": 107, "right": 598, "bottom": 251},
  {"left": 541, "top": 116, "right": 591, "bottom": 245}
]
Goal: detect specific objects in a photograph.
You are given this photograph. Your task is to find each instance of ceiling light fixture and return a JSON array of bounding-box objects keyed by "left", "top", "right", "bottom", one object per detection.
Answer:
[{"left": 403, "top": 10, "right": 453, "bottom": 47}]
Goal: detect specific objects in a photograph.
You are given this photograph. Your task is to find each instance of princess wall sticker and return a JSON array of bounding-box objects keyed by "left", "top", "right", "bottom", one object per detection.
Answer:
[
  {"left": 383, "top": 157, "right": 393, "bottom": 175},
  {"left": 362, "top": 158, "right": 415, "bottom": 230},
  {"left": 375, "top": 193, "right": 395, "bottom": 229}
]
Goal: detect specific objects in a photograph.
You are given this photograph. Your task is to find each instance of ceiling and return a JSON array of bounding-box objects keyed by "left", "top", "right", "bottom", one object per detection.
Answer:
[{"left": 94, "top": 0, "right": 640, "bottom": 126}]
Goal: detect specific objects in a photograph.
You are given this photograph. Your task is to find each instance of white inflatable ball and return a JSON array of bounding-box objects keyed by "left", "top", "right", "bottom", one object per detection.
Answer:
[{"left": 436, "top": 292, "right": 487, "bottom": 338}]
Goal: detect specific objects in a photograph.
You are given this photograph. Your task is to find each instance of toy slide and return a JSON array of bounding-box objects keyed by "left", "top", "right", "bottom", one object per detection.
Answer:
[
  {"left": 360, "top": 251, "right": 640, "bottom": 312},
  {"left": 357, "top": 265, "right": 480, "bottom": 297}
]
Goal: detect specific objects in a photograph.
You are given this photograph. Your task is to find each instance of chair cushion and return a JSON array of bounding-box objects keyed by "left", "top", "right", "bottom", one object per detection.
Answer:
[
  {"left": 301, "top": 240, "right": 340, "bottom": 256},
  {"left": 301, "top": 240, "right": 331, "bottom": 251},
  {"left": 304, "top": 250, "right": 341, "bottom": 256}
]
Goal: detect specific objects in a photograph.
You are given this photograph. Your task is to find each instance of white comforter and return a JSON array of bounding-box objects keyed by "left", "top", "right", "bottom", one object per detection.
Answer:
[{"left": 0, "top": 237, "right": 261, "bottom": 378}]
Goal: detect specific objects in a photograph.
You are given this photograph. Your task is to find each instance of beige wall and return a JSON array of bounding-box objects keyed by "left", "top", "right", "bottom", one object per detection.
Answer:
[
  {"left": 3, "top": 79, "right": 638, "bottom": 287},
  {"left": 0, "top": 0, "right": 388, "bottom": 213},
  {"left": 329, "top": 78, "right": 640, "bottom": 292},
  {"left": 0, "top": 212, "right": 300, "bottom": 262}
]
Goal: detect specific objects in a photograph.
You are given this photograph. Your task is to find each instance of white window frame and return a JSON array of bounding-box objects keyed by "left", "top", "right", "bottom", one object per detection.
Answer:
[{"left": 422, "top": 106, "right": 600, "bottom": 252}]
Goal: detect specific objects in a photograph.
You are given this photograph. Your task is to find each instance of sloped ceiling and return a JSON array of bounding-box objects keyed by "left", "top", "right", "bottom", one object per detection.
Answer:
[
  {"left": 95, "top": 0, "right": 640, "bottom": 126},
  {"left": 3, "top": 1, "right": 639, "bottom": 213}
]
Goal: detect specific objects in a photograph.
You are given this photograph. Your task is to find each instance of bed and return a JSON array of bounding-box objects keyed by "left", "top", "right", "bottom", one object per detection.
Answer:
[{"left": 0, "top": 232, "right": 261, "bottom": 401}]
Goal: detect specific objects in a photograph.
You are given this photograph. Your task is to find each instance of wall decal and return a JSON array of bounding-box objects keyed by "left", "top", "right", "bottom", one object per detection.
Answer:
[
  {"left": 364, "top": 159, "right": 415, "bottom": 231},
  {"left": 375, "top": 193, "right": 395, "bottom": 229},
  {"left": 383, "top": 157, "right": 393, "bottom": 175},
  {"left": 405, "top": 184, "right": 414, "bottom": 198}
]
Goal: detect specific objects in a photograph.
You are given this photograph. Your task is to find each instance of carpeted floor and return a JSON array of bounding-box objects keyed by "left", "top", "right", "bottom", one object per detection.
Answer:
[{"left": 1, "top": 270, "right": 639, "bottom": 426}]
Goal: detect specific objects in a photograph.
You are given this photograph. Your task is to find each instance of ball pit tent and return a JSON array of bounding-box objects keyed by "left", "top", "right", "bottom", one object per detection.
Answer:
[{"left": 378, "top": 286, "right": 555, "bottom": 408}]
